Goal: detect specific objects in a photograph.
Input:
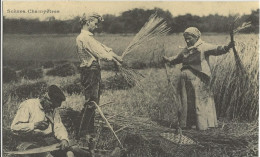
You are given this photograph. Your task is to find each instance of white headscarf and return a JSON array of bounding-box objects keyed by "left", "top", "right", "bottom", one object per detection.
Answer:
[{"left": 183, "top": 27, "right": 201, "bottom": 39}]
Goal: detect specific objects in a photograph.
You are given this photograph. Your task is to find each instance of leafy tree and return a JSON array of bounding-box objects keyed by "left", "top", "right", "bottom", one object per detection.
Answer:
[
  {"left": 246, "top": 9, "right": 259, "bottom": 33},
  {"left": 3, "top": 8, "right": 259, "bottom": 34}
]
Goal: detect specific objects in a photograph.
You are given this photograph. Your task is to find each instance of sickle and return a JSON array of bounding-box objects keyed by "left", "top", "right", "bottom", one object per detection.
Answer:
[{"left": 5, "top": 143, "right": 60, "bottom": 155}]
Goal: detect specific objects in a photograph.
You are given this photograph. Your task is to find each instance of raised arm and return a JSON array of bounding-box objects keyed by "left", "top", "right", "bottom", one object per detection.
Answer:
[
  {"left": 204, "top": 42, "right": 233, "bottom": 56},
  {"left": 169, "top": 52, "right": 184, "bottom": 65},
  {"left": 163, "top": 51, "right": 184, "bottom": 65}
]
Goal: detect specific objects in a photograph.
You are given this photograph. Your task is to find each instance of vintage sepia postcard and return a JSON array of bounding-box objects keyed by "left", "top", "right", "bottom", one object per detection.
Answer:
[{"left": 2, "top": 1, "right": 259, "bottom": 157}]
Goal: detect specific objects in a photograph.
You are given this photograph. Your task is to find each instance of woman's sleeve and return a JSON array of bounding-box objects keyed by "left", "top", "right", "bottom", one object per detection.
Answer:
[
  {"left": 168, "top": 51, "right": 184, "bottom": 65},
  {"left": 204, "top": 43, "right": 230, "bottom": 56}
]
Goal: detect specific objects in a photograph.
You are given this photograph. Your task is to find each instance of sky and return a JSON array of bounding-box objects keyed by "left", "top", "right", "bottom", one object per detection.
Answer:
[{"left": 2, "top": 1, "right": 259, "bottom": 21}]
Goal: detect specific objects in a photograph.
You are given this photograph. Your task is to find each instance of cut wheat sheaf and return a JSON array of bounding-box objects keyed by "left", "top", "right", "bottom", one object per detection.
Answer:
[{"left": 118, "top": 13, "right": 171, "bottom": 88}]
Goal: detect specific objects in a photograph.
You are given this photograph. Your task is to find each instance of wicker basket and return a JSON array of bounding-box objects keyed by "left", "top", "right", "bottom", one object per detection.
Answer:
[{"left": 159, "top": 132, "right": 198, "bottom": 157}]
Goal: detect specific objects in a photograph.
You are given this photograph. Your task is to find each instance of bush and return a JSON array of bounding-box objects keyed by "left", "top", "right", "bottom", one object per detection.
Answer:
[
  {"left": 42, "top": 61, "right": 55, "bottom": 69},
  {"left": 72, "top": 61, "right": 82, "bottom": 72},
  {"left": 3, "top": 67, "right": 17, "bottom": 83},
  {"left": 103, "top": 74, "right": 134, "bottom": 90},
  {"left": 14, "top": 81, "right": 47, "bottom": 100},
  {"left": 72, "top": 61, "right": 81, "bottom": 67},
  {"left": 3, "top": 60, "right": 41, "bottom": 70},
  {"left": 19, "top": 68, "right": 43, "bottom": 80},
  {"left": 101, "top": 62, "right": 117, "bottom": 71},
  {"left": 59, "top": 108, "right": 81, "bottom": 134},
  {"left": 129, "top": 61, "right": 148, "bottom": 69},
  {"left": 46, "top": 63, "right": 77, "bottom": 77},
  {"left": 62, "top": 79, "right": 83, "bottom": 95},
  {"left": 54, "top": 60, "right": 69, "bottom": 65}
]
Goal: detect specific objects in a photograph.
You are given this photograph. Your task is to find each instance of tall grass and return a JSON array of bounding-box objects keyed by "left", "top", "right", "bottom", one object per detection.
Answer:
[
  {"left": 19, "top": 68, "right": 43, "bottom": 80},
  {"left": 211, "top": 34, "right": 258, "bottom": 121}
]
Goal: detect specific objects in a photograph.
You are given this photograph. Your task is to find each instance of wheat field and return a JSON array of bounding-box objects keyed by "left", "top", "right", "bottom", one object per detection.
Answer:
[{"left": 3, "top": 33, "right": 259, "bottom": 156}]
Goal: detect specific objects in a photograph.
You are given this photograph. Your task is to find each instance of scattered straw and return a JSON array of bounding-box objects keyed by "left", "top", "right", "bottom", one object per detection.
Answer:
[{"left": 118, "top": 66, "right": 144, "bottom": 89}]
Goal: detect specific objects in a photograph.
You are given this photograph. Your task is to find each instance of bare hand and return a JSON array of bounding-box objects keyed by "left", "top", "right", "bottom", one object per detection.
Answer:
[{"left": 57, "top": 139, "right": 69, "bottom": 150}]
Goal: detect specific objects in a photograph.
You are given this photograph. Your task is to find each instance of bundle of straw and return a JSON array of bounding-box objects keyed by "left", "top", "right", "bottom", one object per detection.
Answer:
[
  {"left": 122, "top": 13, "right": 171, "bottom": 58},
  {"left": 230, "top": 17, "right": 251, "bottom": 75},
  {"left": 118, "top": 13, "right": 171, "bottom": 88},
  {"left": 117, "top": 65, "right": 144, "bottom": 89}
]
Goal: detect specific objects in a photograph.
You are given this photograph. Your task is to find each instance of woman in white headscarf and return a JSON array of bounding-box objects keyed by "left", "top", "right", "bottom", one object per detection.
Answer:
[{"left": 163, "top": 27, "right": 234, "bottom": 130}]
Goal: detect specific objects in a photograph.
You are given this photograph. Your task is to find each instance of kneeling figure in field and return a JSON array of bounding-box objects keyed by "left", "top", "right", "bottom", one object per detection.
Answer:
[{"left": 10, "top": 85, "right": 83, "bottom": 157}]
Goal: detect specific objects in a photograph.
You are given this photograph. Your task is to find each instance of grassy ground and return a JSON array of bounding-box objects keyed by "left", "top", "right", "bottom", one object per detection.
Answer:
[
  {"left": 3, "top": 68, "right": 258, "bottom": 156},
  {"left": 2, "top": 33, "right": 259, "bottom": 156}
]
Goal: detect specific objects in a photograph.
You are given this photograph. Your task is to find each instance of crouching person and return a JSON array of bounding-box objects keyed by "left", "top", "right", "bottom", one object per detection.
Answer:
[{"left": 11, "top": 85, "right": 74, "bottom": 157}]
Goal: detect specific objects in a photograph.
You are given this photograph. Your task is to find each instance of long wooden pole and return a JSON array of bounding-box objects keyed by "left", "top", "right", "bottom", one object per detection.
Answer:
[{"left": 92, "top": 101, "right": 124, "bottom": 149}]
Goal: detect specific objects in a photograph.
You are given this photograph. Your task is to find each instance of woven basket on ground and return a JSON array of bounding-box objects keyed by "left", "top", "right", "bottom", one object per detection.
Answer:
[{"left": 159, "top": 132, "right": 199, "bottom": 156}]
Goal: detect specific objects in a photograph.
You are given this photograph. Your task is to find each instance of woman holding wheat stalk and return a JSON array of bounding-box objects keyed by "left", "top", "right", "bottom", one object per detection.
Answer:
[
  {"left": 163, "top": 27, "right": 234, "bottom": 130},
  {"left": 76, "top": 12, "right": 123, "bottom": 153}
]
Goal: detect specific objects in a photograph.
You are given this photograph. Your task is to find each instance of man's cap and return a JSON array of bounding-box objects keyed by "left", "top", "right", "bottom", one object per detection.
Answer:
[
  {"left": 183, "top": 27, "right": 201, "bottom": 38},
  {"left": 48, "top": 85, "right": 66, "bottom": 102},
  {"left": 79, "top": 12, "right": 104, "bottom": 24}
]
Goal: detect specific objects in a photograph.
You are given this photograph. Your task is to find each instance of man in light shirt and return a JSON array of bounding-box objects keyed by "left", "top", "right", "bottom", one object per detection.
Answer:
[
  {"left": 76, "top": 12, "right": 122, "bottom": 152},
  {"left": 11, "top": 85, "right": 74, "bottom": 157}
]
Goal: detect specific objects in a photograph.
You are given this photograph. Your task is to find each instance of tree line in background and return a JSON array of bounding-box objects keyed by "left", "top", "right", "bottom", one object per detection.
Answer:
[{"left": 3, "top": 8, "right": 259, "bottom": 34}]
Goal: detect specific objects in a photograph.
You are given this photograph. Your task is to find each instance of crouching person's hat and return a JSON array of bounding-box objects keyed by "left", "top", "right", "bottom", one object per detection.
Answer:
[{"left": 48, "top": 85, "right": 66, "bottom": 102}]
